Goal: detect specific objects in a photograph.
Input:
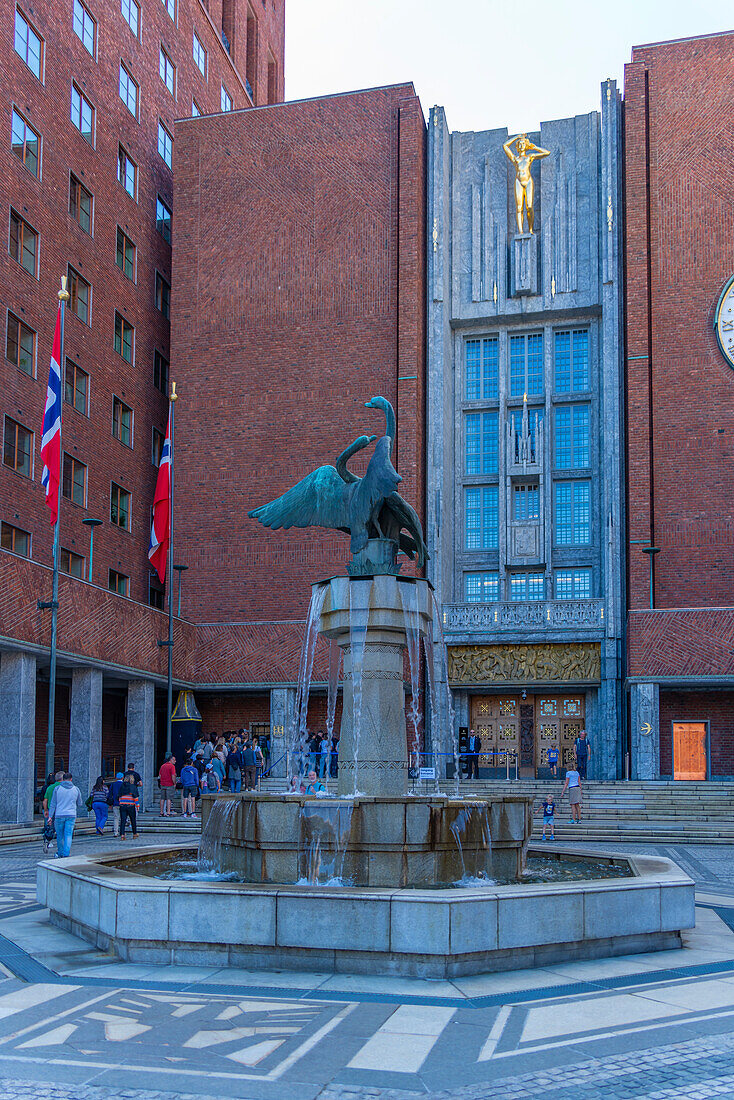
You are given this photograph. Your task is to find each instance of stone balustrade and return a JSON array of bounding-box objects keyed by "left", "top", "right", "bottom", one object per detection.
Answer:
[{"left": 443, "top": 599, "right": 605, "bottom": 636}]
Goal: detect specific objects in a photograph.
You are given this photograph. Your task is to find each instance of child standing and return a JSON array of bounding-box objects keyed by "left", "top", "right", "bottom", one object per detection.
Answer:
[
  {"left": 535, "top": 794, "right": 556, "bottom": 840},
  {"left": 547, "top": 746, "right": 559, "bottom": 777}
]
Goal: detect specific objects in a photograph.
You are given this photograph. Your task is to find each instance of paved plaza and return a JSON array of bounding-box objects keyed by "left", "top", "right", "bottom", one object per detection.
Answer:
[{"left": 0, "top": 832, "right": 730, "bottom": 1096}]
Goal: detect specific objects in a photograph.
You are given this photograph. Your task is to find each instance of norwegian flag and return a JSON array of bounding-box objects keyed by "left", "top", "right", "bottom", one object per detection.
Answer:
[
  {"left": 148, "top": 409, "right": 171, "bottom": 583},
  {"left": 40, "top": 305, "right": 63, "bottom": 525}
]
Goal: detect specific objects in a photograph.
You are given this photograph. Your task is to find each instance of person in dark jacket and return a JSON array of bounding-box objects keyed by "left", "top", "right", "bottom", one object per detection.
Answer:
[
  {"left": 226, "top": 746, "right": 244, "bottom": 792},
  {"left": 106, "top": 772, "right": 125, "bottom": 837},
  {"left": 90, "top": 776, "right": 109, "bottom": 834},
  {"left": 242, "top": 742, "right": 258, "bottom": 791},
  {"left": 118, "top": 770, "right": 140, "bottom": 839}
]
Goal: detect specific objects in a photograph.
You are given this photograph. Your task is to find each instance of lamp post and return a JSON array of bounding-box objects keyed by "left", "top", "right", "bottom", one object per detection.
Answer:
[
  {"left": 173, "top": 563, "right": 188, "bottom": 617},
  {"left": 81, "top": 517, "right": 103, "bottom": 583},
  {"left": 640, "top": 546, "right": 661, "bottom": 609}
]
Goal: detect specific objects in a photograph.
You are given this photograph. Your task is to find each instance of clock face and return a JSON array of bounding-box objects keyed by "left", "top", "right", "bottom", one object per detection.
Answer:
[{"left": 714, "top": 275, "right": 734, "bottom": 369}]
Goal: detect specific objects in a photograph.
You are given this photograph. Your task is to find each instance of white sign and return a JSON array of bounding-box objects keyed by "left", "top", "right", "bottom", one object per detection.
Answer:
[{"left": 419, "top": 767, "right": 436, "bottom": 780}]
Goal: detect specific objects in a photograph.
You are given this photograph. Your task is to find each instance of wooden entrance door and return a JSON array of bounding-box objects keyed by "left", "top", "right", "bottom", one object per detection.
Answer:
[
  {"left": 470, "top": 697, "right": 497, "bottom": 765},
  {"left": 673, "top": 722, "right": 707, "bottom": 781}
]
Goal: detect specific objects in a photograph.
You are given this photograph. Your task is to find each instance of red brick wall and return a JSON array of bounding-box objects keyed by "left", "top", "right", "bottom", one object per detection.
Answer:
[
  {"left": 627, "top": 608, "right": 734, "bottom": 678},
  {"left": 624, "top": 33, "right": 734, "bottom": 612},
  {"left": 197, "top": 691, "right": 270, "bottom": 734},
  {"left": 171, "top": 84, "right": 427, "bottom": 624},
  {"left": 659, "top": 690, "right": 734, "bottom": 778},
  {"left": 1, "top": 1, "right": 284, "bottom": 608}
]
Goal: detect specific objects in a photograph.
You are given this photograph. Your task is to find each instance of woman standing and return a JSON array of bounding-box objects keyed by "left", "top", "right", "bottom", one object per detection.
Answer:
[{"left": 90, "top": 776, "right": 109, "bottom": 834}]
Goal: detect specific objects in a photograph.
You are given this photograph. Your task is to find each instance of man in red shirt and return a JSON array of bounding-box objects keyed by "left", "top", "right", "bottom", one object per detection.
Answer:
[{"left": 158, "top": 753, "right": 177, "bottom": 817}]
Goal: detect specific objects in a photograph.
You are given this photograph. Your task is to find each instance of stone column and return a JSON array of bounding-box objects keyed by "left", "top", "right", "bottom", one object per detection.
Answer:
[
  {"left": 69, "top": 667, "right": 102, "bottom": 803},
  {"left": 126, "top": 680, "right": 155, "bottom": 810},
  {"left": 0, "top": 652, "right": 36, "bottom": 823},
  {"left": 630, "top": 681, "right": 660, "bottom": 780},
  {"left": 269, "top": 687, "right": 296, "bottom": 778}
]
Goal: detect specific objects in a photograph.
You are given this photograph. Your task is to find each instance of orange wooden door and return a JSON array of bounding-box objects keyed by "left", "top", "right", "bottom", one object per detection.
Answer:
[{"left": 673, "top": 722, "right": 707, "bottom": 781}]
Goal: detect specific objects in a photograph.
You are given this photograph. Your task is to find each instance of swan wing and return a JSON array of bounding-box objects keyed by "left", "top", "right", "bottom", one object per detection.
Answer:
[{"left": 248, "top": 466, "right": 350, "bottom": 530}]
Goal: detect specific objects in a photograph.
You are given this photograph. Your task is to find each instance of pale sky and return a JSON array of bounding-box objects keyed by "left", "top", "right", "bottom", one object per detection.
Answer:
[{"left": 285, "top": 1, "right": 730, "bottom": 133}]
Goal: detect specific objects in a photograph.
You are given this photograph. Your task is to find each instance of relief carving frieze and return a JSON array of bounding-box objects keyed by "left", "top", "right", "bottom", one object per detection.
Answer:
[{"left": 448, "top": 642, "right": 601, "bottom": 685}]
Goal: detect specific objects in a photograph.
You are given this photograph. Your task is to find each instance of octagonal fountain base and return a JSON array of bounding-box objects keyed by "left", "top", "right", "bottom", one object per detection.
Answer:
[{"left": 37, "top": 844, "right": 695, "bottom": 979}]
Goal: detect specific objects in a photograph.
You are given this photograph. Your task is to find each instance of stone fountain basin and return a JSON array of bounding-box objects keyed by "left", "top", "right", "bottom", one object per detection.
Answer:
[{"left": 37, "top": 844, "right": 695, "bottom": 978}]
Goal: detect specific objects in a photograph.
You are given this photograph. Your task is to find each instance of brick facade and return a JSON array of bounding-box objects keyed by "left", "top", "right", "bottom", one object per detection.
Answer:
[{"left": 659, "top": 691, "right": 734, "bottom": 779}]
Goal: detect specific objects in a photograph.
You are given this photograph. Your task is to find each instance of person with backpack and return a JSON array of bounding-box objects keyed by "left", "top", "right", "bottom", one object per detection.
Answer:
[
  {"left": 89, "top": 776, "right": 109, "bottom": 834},
  {"left": 118, "top": 769, "right": 141, "bottom": 839},
  {"left": 179, "top": 759, "right": 200, "bottom": 818},
  {"left": 106, "top": 772, "right": 125, "bottom": 837},
  {"left": 48, "top": 772, "right": 84, "bottom": 858},
  {"left": 201, "top": 762, "right": 221, "bottom": 794},
  {"left": 574, "top": 729, "right": 591, "bottom": 779},
  {"left": 226, "top": 744, "right": 244, "bottom": 792}
]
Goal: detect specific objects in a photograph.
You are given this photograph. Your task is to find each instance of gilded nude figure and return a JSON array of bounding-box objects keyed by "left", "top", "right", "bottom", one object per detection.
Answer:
[{"left": 503, "top": 133, "right": 551, "bottom": 234}]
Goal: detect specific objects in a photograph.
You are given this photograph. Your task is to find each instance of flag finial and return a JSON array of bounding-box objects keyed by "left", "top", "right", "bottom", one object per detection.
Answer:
[
  {"left": 58, "top": 275, "right": 70, "bottom": 303},
  {"left": 170, "top": 379, "right": 178, "bottom": 402}
]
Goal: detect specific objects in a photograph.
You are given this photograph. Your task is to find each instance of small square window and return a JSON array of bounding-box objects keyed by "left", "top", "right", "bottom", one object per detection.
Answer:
[
  {"left": 72, "top": 0, "right": 96, "bottom": 57},
  {"left": 118, "top": 145, "right": 137, "bottom": 199},
  {"left": 3, "top": 416, "right": 33, "bottom": 477},
  {"left": 149, "top": 576, "right": 165, "bottom": 608},
  {"left": 221, "top": 84, "right": 232, "bottom": 112},
  {"left": 60, "top": 547, "right": 84, "bottom": 578},
  {"left": 69, "top": 173, "right": 93, "bottom": 234},
  {"left": 64, "top": 358, "right": 88, "bottom": 414},
  {"left": 111, "top": 482, "right": 131, "bottom": 529},
  {"left": 156, "top": 196, "right": 171, "bottom": 242},
  {"left": 121, "top": 0, "right": 139, "bottom": 37},
  {"left": 1, "top": 521, "right": 31, "bottom": 558},
  {"left": 109, "top": 569, "right": 130, "bottom": 597},
  {"left": 62, "top": 453, "right": 87, "bottom": 506},
  {"left": 15, "top": 9, "right": 43, "bottom": 80},
  {"left": 465, "top": 572, "right": 499, "bottom": 603},
  {"left": 7, "top": 313, "right": 36, "bottom": 376},
  {"left": 159, "top": 47, "right": 175, "bottom": 95},
  {"left": 152, "top": 426, "right": 164, "bottom": 466},
  {"left": 11, "top": 110, "right": 40, "bottom": 177},
  {"left": 9, "top": 210, "right": 38, "bottom": 277},
  {"left": 68, "top": 266, "right": 91, "bottom": 325},
  {"left": 114, "top": 312, "right": 134, "bottom": 364},
  {"left": 193, "top": 32, "right": 206, "bottom": 77},
  {"left": 112, "top": 395, "right": 133, "bottom": 447},
  {"left": 119, "top": 63, "right": 139, "bottom": 118},
  {"left": 155, "top": 272, "right": 171, "bottom": 318},
  {"left": 116, "top": 227, "right": 136, "bottom": 281},
  {"left": 71, "top": 83, "right": 95, "bottom": 145},
  {"left": 153, "top": 350, "right": 169, "bottom": 394},
  {"left": 157, "top": 121, "right": 173, "bottom": 168}
]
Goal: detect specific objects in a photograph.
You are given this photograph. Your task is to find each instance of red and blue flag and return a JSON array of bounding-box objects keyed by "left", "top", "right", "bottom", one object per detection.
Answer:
[
  {"left": 40, "top": 304, "right": 62, "bottom": 525},
  {"left": 148, "top": 410, "right": 171, "bottom": 583}
]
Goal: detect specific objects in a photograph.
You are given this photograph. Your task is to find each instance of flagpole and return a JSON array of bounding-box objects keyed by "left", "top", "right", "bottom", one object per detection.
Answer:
[
  {"left": 165, "top": 380, "right": 177, "bottom": 755},
  {"left": 45, "top": 276, "right": 69, "bottom": 780}
]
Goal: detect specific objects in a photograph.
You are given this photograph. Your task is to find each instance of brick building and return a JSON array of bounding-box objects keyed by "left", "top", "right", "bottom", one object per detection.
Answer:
[
  {"left": 625, "top": 30, "right": 734, "bottom": 779},
  {"left": 0, "top": 0, "right": 284, "bottom": 818}
]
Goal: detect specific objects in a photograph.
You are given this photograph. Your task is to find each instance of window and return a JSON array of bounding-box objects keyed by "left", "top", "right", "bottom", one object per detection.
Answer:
[
  {"left": 109, "top": 569, "right": 130, "bottom": 596},
  {"left": 60, "top": 547, "right": 84, "bottom": 578},
  {"left": 193, "top": 32, "right": 206, "bottom": 77},
  {"left": 64, "top": 359, "right": 88, "bottom": 414},
  {"left": 111, "top": 482, "right": 130, "bottom": 529},
  {"left": 555, "top": 481, "right": 591, "bottom": 545},
  {"left": 156, "top": 197, "right": 171, "bottom": 242},
  {"left": 510, "top": 407, "right": 544, "bottom": 463},
  {"left": 267, "top": 55, "right": 278, "bottom": 105},
  {"left": 162, "top": 0, "right": 176, "bottom": 19},
  {"left": 3, "top": 417, "right": 33, "bottom": 477},
  {"left": 510, "top": 573, "right": 545, "bottom": 601},
  {"left": 69, "top": 174, "right": 92, "bottom": 234},
  {"left": 121, "top": 0, "right": 139, "bottom": 36},
  {"left": 221, "top": 84, "right": 232, "bottom": 112},
  {"left": 513, "top": 484, "right": 540, "bottom": 522},
  {"left": 114, "top": 312, "right": 133, "bottom": 363},
  {"left": 157, "top": 121, "right": 172, "bottom": 168},
  {"left": 465, "top": 572, "right": 499, "bottom": 603},
  {"left": 9, "top": 210, "right": 38, "bottom": 277},
  {"left": 554, "top": 330, "right": 589, "bottom": 393},
  {"left": 119, "top": 64, "right": 138, "bottom": 118},
  {"left": 118, "top": 145, "right": 137, "bottom": 198},
  {"left": 68, "top": 267, "right": 91, "bottom": 324},
  {"left": 71, "top": 84, "right": 94, "bottom": 145},
  {"left": 465, "top": 486, "right": 499, "bottom": 550},
  {"left": 153, "top": 350, "right": 169, "bottom": 393},
  {"left": 116, "top": 227, "right": 135, "bottom": 280},
  {"left": 192, "top": 98, "right": 202, "bottom": 118},
  {"left": 112, "top": 396, "right": 133, "bottom": 447},
  {"left": 465, "top": 337, "right": 499, "bottom": 401},
  {"left": 14, "top": 9, "right": 43, "bottom": 79},
  {"left": 11, "top": 110, "right": 40, "bottom": 177},
  {"left": 72, "top": 0, "right": 95, "bottom": 56},
  {"left": 465, "top": 411, "right": 498, "bottom": 475},
  {"left": 7, "top": 313, "right": 35, "bottom": 376},
  {"left": 149, "top": 576, "right": 165, "bottom": 608},
  {"left": 1, "top": 521, "right": 31, "bottom": 558},
  {"left": 155, "top": 272, "right": 171, "bottom": 318},
  {"left": 159, "top": 47, "right": 175, "bottom": 95},
  {"left": 555, "top": 405, "right": 590, "bottom": 469},
  {"left": 555, "top": 569, "right": 591, "bottom": 600},
  {"left": 509, "top": 332, "right": 543, "bottom": 397},
  {"left": 62, "top": 453, "right": 86, "bottom": 506},
  {"left": 152, "top": 426, "right": 164, "bottom": 466}
]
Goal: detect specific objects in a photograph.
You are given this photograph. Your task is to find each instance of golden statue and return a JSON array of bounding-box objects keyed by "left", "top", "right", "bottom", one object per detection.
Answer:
[{"left": 503, "top": 133, "right": 550, "bottom": 235}]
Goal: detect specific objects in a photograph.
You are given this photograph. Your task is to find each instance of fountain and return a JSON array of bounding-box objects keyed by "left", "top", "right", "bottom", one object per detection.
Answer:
[{"left": 38, "top": 397, "right": 696, "bottom": 977}]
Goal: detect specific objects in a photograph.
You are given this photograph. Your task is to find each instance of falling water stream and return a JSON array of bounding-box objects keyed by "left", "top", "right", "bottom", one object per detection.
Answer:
[
  {"left": 449, "top": 803, "right": 492, "bottom": 881},
  {"left": 348, "top": 578, "right": 372, "bottom": 796},
  {"left": 325, "top": 640, "right": 341, "bottom": 766},
  {"left": 292, "top": 584, "right": 328, "bottom": 777},
  {"left": 197, "top": 798, "right": 239, "bottom": 872},
  {"left": 298, "top": 802, "right": 354, "bottom": 885},
  {"left": 398, "top": 582, "right": 423, "bottom": 769},
  {"left": 430, "top": 590, "right": 461, "bottom": 797}
]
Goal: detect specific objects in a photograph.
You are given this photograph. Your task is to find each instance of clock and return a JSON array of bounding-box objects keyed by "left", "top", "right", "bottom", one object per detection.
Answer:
[{"left": 714, "top": 274, "right": 734, "bottom": 370}]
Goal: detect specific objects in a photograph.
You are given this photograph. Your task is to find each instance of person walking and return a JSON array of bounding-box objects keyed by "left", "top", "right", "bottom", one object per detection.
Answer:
[
  {"left": 118, "top": 769, "right": 140, "bottom": 839},
  {"left": 574, "top": 729, "right": 591, "bottom": 779},
  {"left": 107, "top": 772, "right": 125, "bottom": 836},
  {"left": 562, "top": 766, "right": 583, "bottom": 824},
  {"left": 179, "top": 759, "right": 199, "bottom": 818},
  {"left": 48, "top": 772, "right": 84, "bottom": 858},
  {"left": 242, "top": 741, "right": 258, "bottom": 791},
  {"left": 226, "top": 744, "right": 243, "bottom": 792},
  {"left": 90, "top": 776, "right": 109, "bottom": 834},
  {"left": 158, "top": 753, "right": 177, "bottom": 817},
  {"left": 548, "top": 745, "right": 559, "bottom": 777},
  {"left": 534, "top": 793, "right": 556, "bottom": 841}
]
